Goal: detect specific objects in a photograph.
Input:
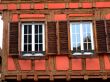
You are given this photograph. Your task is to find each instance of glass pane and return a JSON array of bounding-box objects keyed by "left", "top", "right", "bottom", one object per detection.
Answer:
[
  {"left": 83, "top": 34, "right": 87, "bottom": 42},
  {"left": 24, "top": 25, "right": 27, "bottom": 34},
  {"left": 87, "top": 35, "right": 91, "bottom": 42},
  {"left": 88, "top": 43, "right": 92, "bottom": 50},
  {"left": 75, "top": 24, "right": 80, "bottom": 33},
  {"left": 77, "top": 43, "right": 81, "bottom": 51},
  {"left": 72, "top": 34, "right": 76, "bottom": 43},
  {"left": 35, "top": 44, "right": 38, "bottom": 51},
  {"left": 35, "top": 35, "right": 38, "bottom": 43},
  {"left": 83, "top": 25, "right": 86, "bottom": 33},
  {"left": 28, "top": 35, "right": 32, "bottom": 43},
  {"left": 76, "top": 34, "right": 80, "bottom": 42},
  {"left": 84, "top": 43, "right": 87, "bottom": 51},
  {"left": 86, "top": 24, "right": 91, "bottom": 32},
  {"left": 39, "top": 44, "right": 43, "bottom": 51},
  {"left": 72, "top": 25, "right": 75, "bottom": 33},
  {"left": 73, "top": 43, "right": 76, "bottom": 47},
  {"left": 39, "top": 35, "right": 42, "bottom": 43},
  {"left": 35, "top": 25, "right": 38, "bottom": 34},
  {"left": 28, "top": 44, "right": 32, "bottom": 51},
  {"left": 24, "top": 35, "right": 27, "bottom": 43},
  {"left": 39, "top": 25, "right": 42, "bottom": 33},
  {"left": 24, "top": 45, "right": 27, "bottom": 51},
  {"left": 28, "top": 25, "right": 32, "bottom": 34}
]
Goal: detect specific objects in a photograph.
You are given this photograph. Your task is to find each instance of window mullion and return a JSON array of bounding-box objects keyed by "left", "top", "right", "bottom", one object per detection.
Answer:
[
  {"left": 80, "top": 23, "right": 84, "bottom": 50},
  {"left": 70, "top": 23, "right": 73, "bottom": 50},
  {"left": 43, "top": 24, "right": 45, "bottom": 51},
  {"left": 32, "top": 24, "right": 35, "bottom": 51},
  {"left": 21, "top": 24, "right": 24, "bottom": 51},
  {"left": 90, "top": 23, "right": 94, "bottom": 50}
]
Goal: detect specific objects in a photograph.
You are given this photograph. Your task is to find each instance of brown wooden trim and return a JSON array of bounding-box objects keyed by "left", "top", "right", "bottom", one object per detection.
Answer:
[
  {"left": 2, "top": 11, "right": 10, "bottom": 74},
  {"left": 67, "top": 19, "right": 71, "bottom": 57},
  {"left": 56, "top": 21, "right": 60, "bottom": 54},
  {"left": 99, "top": 55, "right": 105, "bottom": 73},
  {"left": 93, "top": 20, "right": 98, "bottom": 52},
  {"left": 45, "top": 20, "right": 48, "bottom": 55},
  {"left": 18, "top": 22, "right": 21, "bottom": 56}
]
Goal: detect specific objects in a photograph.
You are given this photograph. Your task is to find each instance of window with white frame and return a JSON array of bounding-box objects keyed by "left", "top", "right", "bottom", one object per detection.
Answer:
[
  {"left": 21, "top": 23, "right": 45, "bottom": 56},
  {"left": 70, "top": 22, "right": 94, "bottom": 55}
]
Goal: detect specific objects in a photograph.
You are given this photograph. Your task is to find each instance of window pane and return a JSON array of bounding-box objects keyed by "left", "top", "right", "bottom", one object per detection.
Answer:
[
  {"left": 83, "top": 34, "right": 87, "bottom": 42},
  {"left": 39, "top": 35, "right": 42, "bottom": 43},
  {"left": 28, "top": 35, "right": 32, "bottom": 43},
  {"left": 35, "top": 25, "right": 38, "bottom": 34},
  {"left": 24, "top": 35, "right": 27, "bottom": 43},
  {"left": 24, "top": 45, "right": 27, "bottom": 51},
  {"left": 77, "top": 43, "right": 81, "bottom": 51},
  {"left": 86, "top": 24, "right": 91, "bottom": 32},
  {"left": 39, "top": 44, "right": 43, "bottom": 51},
  {"left": 28, "top": 44, "right": 32, "bottom": 51},
  {"left": 28, "top": 25, "right": 32, "bottom": 34},
  {"left": 72, "top": 25, "right": 75, "bottom": 33},
  {"left": 24, "top": 25, "right": 27, "bottom": 34},
  {"left": 39, "top": 25, "right": 42, "bottom": 33},
  {"left": 84, "top": 43, "right": 87, "bottom": 51},
  {"left": 72, "top": 34, "right": 76, "bottom": 43},
  {"left": 35, "top": 35, "right": 38, "bottom": 43},
  {"left": 76, "top": 34, "right": 80, "bottom": 42},
  {"left": 88, "top": 43, "right": 92, "bottom": 50},
  {"left": 35, "top": 44, "right": 38, "bottom": 51},
  {"left": 83, "top": 25, "right": 86, "bottom": 33},
  {"left": 75, "top": 24, "right": 80, "bottom": 33}
]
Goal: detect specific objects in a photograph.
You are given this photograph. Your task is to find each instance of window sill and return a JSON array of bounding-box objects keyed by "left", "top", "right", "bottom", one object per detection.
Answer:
[
  {"left": 20, "top": 51, "right": 47, "bottom": 60},
  {"left": 70, "top": 50, "right": 95, "bottom": 58}
]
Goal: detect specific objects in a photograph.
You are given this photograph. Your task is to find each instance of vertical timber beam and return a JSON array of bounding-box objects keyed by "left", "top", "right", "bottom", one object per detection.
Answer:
[{"left": 2, "top": 11, "right": 10, "bottom": 79}]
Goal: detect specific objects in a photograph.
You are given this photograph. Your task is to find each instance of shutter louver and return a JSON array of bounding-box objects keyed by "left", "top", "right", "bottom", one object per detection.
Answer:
[
  {"left": 96, "top": 20, "right": 107, "bottom": 53},
  {"left": 59, "top": 21, "right": 68, "bottom": 54},
  {"left": 47, "top": 22, "right": 57, "bottom": 54},
  {"left": 9, "top": 22, "right": 18, "bottom": 55},
  {"left": 106, "top": 20, "right": 110, "bottom": 52}
]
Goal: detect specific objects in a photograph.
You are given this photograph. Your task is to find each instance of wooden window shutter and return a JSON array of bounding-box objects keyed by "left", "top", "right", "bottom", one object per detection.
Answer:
[
  {"left": 9, "top": 22, "right": 18, "bottom": 55},
  {"left": 96, "top": 20, "right": 107, "bottom": 53},
  {"left": 47, "top": 22, "right": 57, "bottom": 54},
  {"left": 106, "top": 20, "right": 110, "bottom": 52},
  {"left": 59, "top": 21, "right": 69, "bottom": 54}
]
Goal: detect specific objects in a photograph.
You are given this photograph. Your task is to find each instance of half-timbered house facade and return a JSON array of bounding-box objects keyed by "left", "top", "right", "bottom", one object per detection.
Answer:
[{"left": 1, "top": 0, "right": 110, "bottom": 82}]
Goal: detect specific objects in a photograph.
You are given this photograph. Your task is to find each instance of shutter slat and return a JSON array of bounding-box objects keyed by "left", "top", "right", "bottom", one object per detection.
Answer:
[
  {"left": 9, "top": 22, "right": 18, "bottom": 54},
  {"left": 47, "top": 22, "right": 57, "bottom": 54},
  {"left": 96, "top": 20, "right": 107, "bottom": 53},
  {"left": 59, "top": 21, "right": 68, "bottom": 54}
]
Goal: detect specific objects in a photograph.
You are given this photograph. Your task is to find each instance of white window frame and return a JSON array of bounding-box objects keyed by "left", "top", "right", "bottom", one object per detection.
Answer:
[
  {"left": 70, "top": 22, "right": 94, "bottom": 55},
  {"left": 21, "top": 23, "right": 45, "bottom": 56}
]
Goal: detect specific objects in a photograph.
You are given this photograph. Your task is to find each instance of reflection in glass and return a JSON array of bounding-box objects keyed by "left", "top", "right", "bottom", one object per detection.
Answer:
[
  {"left": 28, "top": 44, "right": 32, "bottom": 51},
  {"left": 84, "top": 43, "right": 87, "bottom": 51},
  {"left": 75, "top": 24, "right": 80, "bottom": 33},
  {"left": 24, "top": 25, "right": 27, "bottom": 34},
  {"left": 72, "top": 34, "right": 76, "bottom": 42},
  {"left": 24, "top": 45, "right": 27, "bottom": 51},
  {"left": 35, "top": 25, "right": 38, "bottom": 34},
  {"left": 88, "top": 43, "right": 92, "bottom": 50},
  {"left": 24, "top": 35, "right": 27, "bottom": 43},
  {"left": 28, "top": 25, "right": 32, "bottom": 34},
  {"left": 39, "top": 25, "right": 42, "bottom": 33},
  {"left": 28, "top": 35, "right": 32, "bottom": 43},
  {"left": 39, "top": 44, "right": 43, "bottom": 51},
  {"left": 39, "top": 35, "right": 42, "bottom": 43},
  {"left": 35, "top": 44, "right": 38, "bottom": 51},
  {"left": 35, "top": 35, "right": 38, "bottom": 43}
]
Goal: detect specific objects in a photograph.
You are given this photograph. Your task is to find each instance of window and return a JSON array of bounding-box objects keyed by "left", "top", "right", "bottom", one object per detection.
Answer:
[
  {"left": 21, "top": 23, "right": 45, "bottom": 56},
  {"left": 70, "top": 22, "right": 94, "bottom": 55}
]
